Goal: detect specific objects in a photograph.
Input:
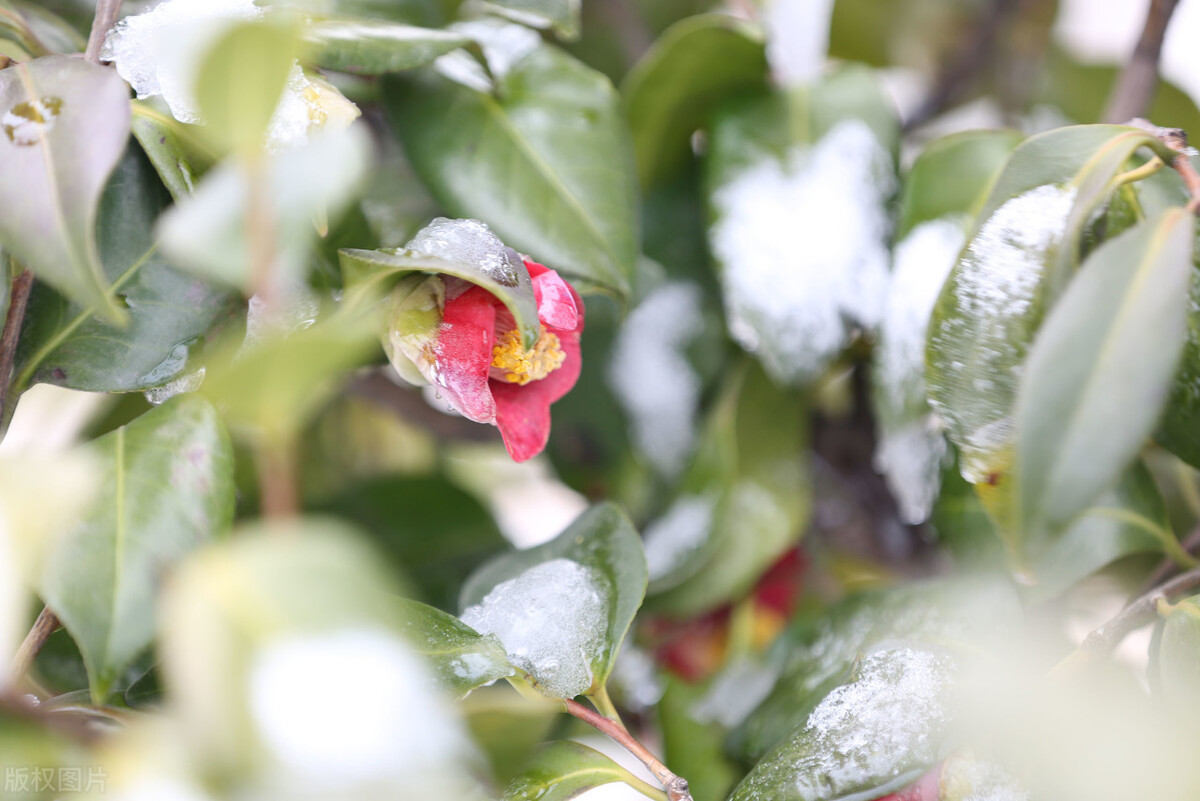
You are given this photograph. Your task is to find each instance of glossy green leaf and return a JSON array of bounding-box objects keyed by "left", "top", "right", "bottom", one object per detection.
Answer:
[
  {"left": 504, "top": 741, "right": 644, "bottom": 801},
  {"left": 459, "top": 503, "right": 647, "bottom": 698},
  {"left": 729, "top": 646, "right": 957, "bottom": 801},
  {"left": 159, "top": 125, "right": 370, "bottom": 293},
  {"left": 194, "top": 18, "right": 301, "bottom": 156},
  {"left": 895, "top": 129, "right": 1025, "bottom": 239},
  {"left": 622, "top": 14, "right": 767, "bottom": 188},
  {"left": 1023, "top": 461, "right": 1172, "bottom": 603},
  {"left": 927, "top": 124, "right": 1177, "bottom": 486},
  {"left": 0, "top": 56, "right": 130, "bottom": 325},
  {"left": 396, "top": 597, "right": 514, "bottom": 698},
  {"left": 464, "top": 686, "right": 559, "bottom": 785},
  {"left": 1015, "top": 208, "right": 1193, "bottom": 548},
  {"left": 647, "top": 361, "right": 809, "bottom": 616},
  {"left": 130, "top": 100, "right": 217, "bottom": 201},
  {"left": 1157, "top": 247, "right": 1200, "bottom": 468},
  {"left": 1156, "top": 595, "right": 1200, "bottom": 718},
  {"left": 341, "top": 220, "right": 541, "bottom": 350},
  {"left": 384, "top": 42, "right": 638, "bottom": 298},
  {"left": 704, "top": 66, "right": 899, "bottom": 385},
  {"left": 37, "top": 396, "right": 235, "bottom": 702},
  {"left": 480, "top": 0, "right": 580, "bottom": 38},
  {"left": 14, "top": 146, "right": 239, "bottom": 394},
  {"left": 659, "top": 678, "right": 741, "bottom": 801},
  {"left": 304, "top": 19, "right": 467, "bottom": 74}
]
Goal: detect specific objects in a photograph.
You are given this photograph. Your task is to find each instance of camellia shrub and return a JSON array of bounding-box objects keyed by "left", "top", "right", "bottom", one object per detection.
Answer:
[{"left": 6, "top": 1, "right": 1200, "bottom": 801}]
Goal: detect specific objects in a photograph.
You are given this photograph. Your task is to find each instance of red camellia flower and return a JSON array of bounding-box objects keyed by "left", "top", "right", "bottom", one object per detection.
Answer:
[{"left": 429, "top": 260, "right": 584, "bottom": 462}]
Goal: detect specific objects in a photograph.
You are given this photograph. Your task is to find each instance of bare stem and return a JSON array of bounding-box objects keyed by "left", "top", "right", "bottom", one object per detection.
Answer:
[
  {"left": 1051, "top": 564, "right": 1200, "bottom": 679},
  {"left": 1104, "top": 0, "right": 1182, "bottom": 123},
  {"left": 0, "top": 267, "right": 33, "bottom": 436},
  {"left": 10, "top": 607, "right": 59, "bottom": 684},
  {"left": 563, "top": 698, "right": 693, "bottom": 801},
  {"left": 84, "top": 0, "right": 124, "bottom": 64},
  {"left": 1151, "top": 126, "right": 1200, "bottom": 212},
  {"left": 1133, "top": 523, "right": 1200, "bottom": 599},
  {"left": 256, "top": 435, "right": 299, "bottom": 520}
]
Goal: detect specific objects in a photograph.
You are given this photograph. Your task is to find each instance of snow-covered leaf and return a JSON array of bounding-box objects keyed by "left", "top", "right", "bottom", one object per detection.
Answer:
[
  {"left": 396, "top": 598, "right": 514, "bottom": 698},
  {"left": 0, "top": 56, "right": 130, "bottom": 324},
  {"left": 459, "top": 503, "right": 647, "bottom": 699},
  {"left": 706, "top": 66, "right": 898, "bottom": 385}
]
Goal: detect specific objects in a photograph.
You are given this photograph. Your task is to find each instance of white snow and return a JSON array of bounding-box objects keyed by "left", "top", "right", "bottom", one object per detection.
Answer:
[
  {"left": 872, "top": 219, "right": 964, "bottom": 523},
  {"left": 434, "top": 18, "right": 541, "bottom": 93},
  {"left": 248, "top": 628, "right": 468, "bottom": 787},
  {"left": 461, "top": 558, "right": 609, "bottom": 698},
  {"left": 763, "top": 0, "right": 836, "bottom": 86},
  {"left": 608, "top": 283, "right": 704, "bottom": 477},
  {"left": 710, "top": 119, "right": 894, "bottom": 384},
  {"left": 406, "top": 217, "right": 526, "bottom": 289},
  {"left": 641, "top": 494, "right": 715, "bottom": 583},
  {"left": 144, "top": 368, "right": 206, "bottom": 406},
  {"left": 945, "top": 754, "right": 1031, "bottom": 801},
  {"left": 927, "top": 184, "right": 1076, "bottom": 483}
]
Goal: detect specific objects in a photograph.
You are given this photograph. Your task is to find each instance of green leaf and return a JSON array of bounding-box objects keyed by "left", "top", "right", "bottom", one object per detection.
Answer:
[
  {"left": 37, "top": 396, "right": 235, "bottom": 703},
  {"left": 194, "top": 18, "right": 302, "bottom": 156},
  {"left": 1024, "top": 461, "right": 1173, "bottom": 604},
  {"left": 459, "top": 503, "right": 647, "bottom": 698},
  {"left": 304, "top": 19, "right": 467, "bottom": 74},
  {"left": 384, "top": 42, "right": 638, "bottom": 298},
  {"left": 647, "top": 361, "right": 809, "bottom": 616},
  {"left": 1015, "top": 208, "right": 1193, "bottom": 548},
  {"left": 0, "top": 56, "right": 130, "bottom": 325},
  {"left": 622, "top": 13, "right": 767, "bottom": 188},
  {"left": 927, "top": 125, "right": 1175, "bottom": 486},
  {"left": 895, "top": 129, "right": 1025, "bottom": 239},
  {"left": 396, "top": 597, "right": 514, "bottom": 698},
  {"left": 341, "top": 218, "right": 541, "bottom": 350},
  {"left": 14, "top": 146, "right": 239, "bottom": 394},
  {"left": 704, "top": 66, "right": 899, "bottom": 385},
  {"left": 130, "top": 100, "right": 217, "bottom": 201},
  {"left": 729, "top": 647, "right": 956, "bottom": 801},
  {"left": 504, "top": 741, "right": 645, "bottom": 801},
  {"left": 658, "top": 677, "right": 741, "bottom": 801},
  {"left": 1157, "top": 246, "right": 1200, "bottom": 468},
  {"left": 480, "top": 0, "right": 580, "bottom": 38}
]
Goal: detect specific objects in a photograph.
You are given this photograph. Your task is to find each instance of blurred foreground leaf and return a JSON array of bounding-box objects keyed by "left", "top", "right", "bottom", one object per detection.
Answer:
[
  {"left": 504, "top": 740, "right": 643, "bottom": 801},
  {"left": 304, "top": 19, "right": 467, "bottom": 74}
]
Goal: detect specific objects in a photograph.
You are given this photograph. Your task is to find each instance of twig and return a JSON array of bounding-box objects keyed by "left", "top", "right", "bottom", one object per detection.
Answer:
[
  {"left": 0, "top": 268, "right": 33, "bottom": 433},
  {"left": 84, "top": 0, "right": 124, "bottom": 64},
  {"left": 1104, "top": 0, "right": 1183, "bottom": 124},
  {"left": 256, "top": 436, "right": 298, "bottom": 520},
  {"left": 1149, "top": 124, "right": 1200, "bottom": 212},
  {"left": 563, "top": 698, "right": 693, "bottom": 801},
  {"left": 9, "top": 607, "right": 59, "bottom": 684},
  {"left": 1051, "top": 564, "right": 1200, "bottom": 679},
  {"left": 1132, "top": 523, "right": 1200, "bottom": 599}
]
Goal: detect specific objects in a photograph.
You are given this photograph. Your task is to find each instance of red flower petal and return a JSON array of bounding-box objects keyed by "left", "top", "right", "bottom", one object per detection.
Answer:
[
  {"left": 531, "top": 266, "right": 579, "bottom": 332},
  {"left": 492, "top": 331, "right": 582, "bottom": 461},
  {"left": 435, "top": 286, "right": 498, "bottom": 423}
]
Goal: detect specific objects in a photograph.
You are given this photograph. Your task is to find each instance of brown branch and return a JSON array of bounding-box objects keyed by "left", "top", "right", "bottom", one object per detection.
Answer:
[
  {"left": 563, "top": 698, "right": 693, "bottom": 801},
  {"left": 9, "top": 607, "right": 59, "bottom": 684},
  {"left": 0, "top": 268, "right": 33, "bottom": 433},
  {"left": 1133, "top": 523, "right": 1200, "bottom": 599},
  {"left": 1147, "top": 124, "right": 1200, "bottom": 212},
  {"left": 84, "top": 0, "right": 124, "bottom": 64},
  {"left": 1051, "top": 564, "right": 1200, "bottom": 679},
  {"left": 256, "top": 436, "right": 299, "bottom": 520},
  {"left": 1104, "top": 0, "right": 1183, "bottom": 123}
]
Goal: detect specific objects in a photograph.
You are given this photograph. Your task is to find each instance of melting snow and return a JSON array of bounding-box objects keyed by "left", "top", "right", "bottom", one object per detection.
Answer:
[
  {"left": 710, "top": 120, "right": 894, "bottom": 384},
  {"left": 927, "top": 184, "right": 1075, "bottom": 482},
  {"left": 872, "top": 219, "right": 964, "bottom": 523},
  {"left": 407, "top": 217, "right": 526, "bottom": 289},
  {"left": 608, "top": 283, "right": 704, "bottom": 476},
  {"left": 461, "top": 558, "right": 609, "bottom": 698},
  {"left": 763, "top": 0, "right": 836, "bottom": 86},
  {"left": 642, "top": 494, "right": 715, "bottom": 584},
  {"left": 144, "top": 368, "right": 206, "bottom": 406},
  {"left": 248, "top": 628, "right": 468, "bottom": 787},
  {"left": 945, "top": 754, "right": 1031, "bottom": 801}
]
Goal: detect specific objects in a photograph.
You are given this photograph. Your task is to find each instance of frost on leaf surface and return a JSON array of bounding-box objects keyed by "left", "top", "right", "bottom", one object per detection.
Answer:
[
  {"left": 643, "top": 494, "right": 716, "bottom": 586},
  {"left": 928, "top": 184, "right": 1075, "bottom": 483},
  {"left": 731, "top": 647, "right": 955, "bottom": 801},
  {"left": 941, "top": 753, "right": 1031, "bottom": 801},
  {"left": 248, "top": 628, "right": 471, "bottom": 790},
  {"left": 872, "top": 219, "right": 964, "bottom": 523},
  {"left": 407, "top": 217, "right": 526, "bottom": 288},
  {"left": 608, "top": 283, "right": 705, "bottom": 478},
  {"left": 460, "top": 558, "right": 609, "bottom": 698},
  {"left": 710, "top": 120, "right": 894, "bottom": 385}
]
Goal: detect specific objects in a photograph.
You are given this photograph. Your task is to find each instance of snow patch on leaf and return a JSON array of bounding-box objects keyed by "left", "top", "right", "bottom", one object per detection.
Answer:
[
  {"left": 642, "top": 494, "right": 715, "bottom": 585},
  {"left": 461, "top": 558, "right": 610, "bottom": 697},
  {"left": 710, "top": 119, "right": 894, "bottom": 384}
]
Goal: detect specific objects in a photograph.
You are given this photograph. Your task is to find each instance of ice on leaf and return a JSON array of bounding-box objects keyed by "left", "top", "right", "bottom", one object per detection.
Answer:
[
  {"left": 710, "top": 120, "right": 894, "bottom": 385},
  {"left": 461, "top": 558, "right": 610, "bottom": 698},
  {"left": 927, "top": 184, "right": 1075, "bottom": 483},
  {"left": 248, "top": 627, "right": 471, "bottom": 789},
  {"left": 433, "top": 18, "right": 541, "bottom": 93},
  {"left": 407, "top": 217, "right": 525, "bottom": 289},
  {"left": 608, "top": 282, "right": 705, "bottom": 477},
  {"left": 872, "top": 219, "right": 964, "bottom": 523}
]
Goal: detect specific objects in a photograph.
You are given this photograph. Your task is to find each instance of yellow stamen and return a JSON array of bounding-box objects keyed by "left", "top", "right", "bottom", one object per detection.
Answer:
[{"left": 491, "top": 327, "right": 566, "bottom": 385}]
